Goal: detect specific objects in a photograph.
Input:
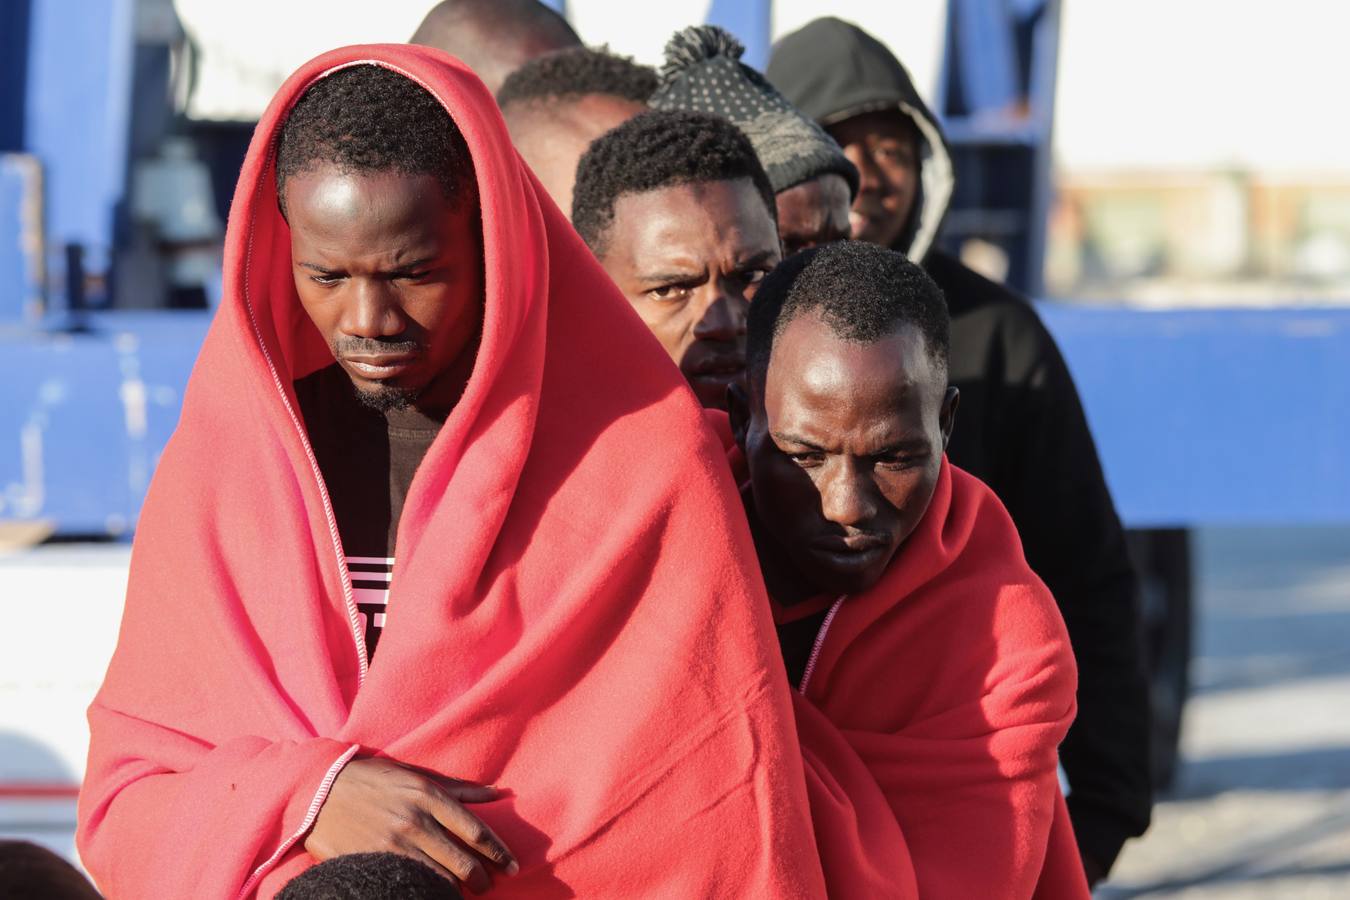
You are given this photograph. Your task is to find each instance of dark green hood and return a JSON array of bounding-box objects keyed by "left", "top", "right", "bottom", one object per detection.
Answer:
[{"left": 766, "top": 16, "right": 954, "bottom": 262}]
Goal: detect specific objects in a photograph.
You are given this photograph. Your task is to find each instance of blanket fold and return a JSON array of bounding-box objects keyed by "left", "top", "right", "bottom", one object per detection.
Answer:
[{"left": 793, "top": 461, "right": 1088, "bottom": 899}]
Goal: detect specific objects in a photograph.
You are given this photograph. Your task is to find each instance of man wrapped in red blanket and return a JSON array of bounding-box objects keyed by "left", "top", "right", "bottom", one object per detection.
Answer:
[
  {"left": 76, "top": 45, "right": 825, "bottom": 899},
  {"left": 726, "top": 241, "right": 1090, "bottom": 899}
]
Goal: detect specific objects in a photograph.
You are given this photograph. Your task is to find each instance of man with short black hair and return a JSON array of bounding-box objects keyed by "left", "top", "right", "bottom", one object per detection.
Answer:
[
  {"left": 277, "top": 64, "right": 480, "bottom": 661},
  {"left": 572, "top": 109, "right": 781, "bottom": 411},
  {"left": 769, "top": 18, "right": 1152, "bottom": 881},
  {"left": 410, "top": 0, "right": 580, "bottom": 96},
  {"left": 78, "top": 46, "right": 825, "bottom": 899},
  {"left": 497, "top": 46, "right": 656, "bottom": 211},
  {"left": 0, "top": 841, "right": 104, "bottom": 900},
  {"left": 729, "top": 239, "right": 1088, "bottom": 898}
]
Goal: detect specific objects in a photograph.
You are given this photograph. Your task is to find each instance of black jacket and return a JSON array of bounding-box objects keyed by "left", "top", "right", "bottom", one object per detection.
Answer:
[{"left": 769, "top": 17, "right": 1152, "bottom": 873}]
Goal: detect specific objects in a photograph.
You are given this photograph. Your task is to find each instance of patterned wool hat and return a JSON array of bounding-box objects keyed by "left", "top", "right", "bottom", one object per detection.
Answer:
[{"left": 650, "top": 25, "right": 859, "bottom": 198}]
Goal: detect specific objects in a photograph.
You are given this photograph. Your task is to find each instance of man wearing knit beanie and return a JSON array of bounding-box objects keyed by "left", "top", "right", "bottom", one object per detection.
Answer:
[{"left": 650, "top": 26, "right": 857, "bottom": 257}]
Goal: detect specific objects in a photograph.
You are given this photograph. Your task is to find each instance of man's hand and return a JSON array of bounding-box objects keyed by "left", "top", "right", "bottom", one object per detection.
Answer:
[{"left": 305, "top": 757, "right": 518, "bottom": 893}]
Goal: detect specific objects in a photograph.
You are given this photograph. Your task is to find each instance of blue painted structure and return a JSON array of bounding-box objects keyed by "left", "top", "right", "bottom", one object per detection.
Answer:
[
  {"left": 0, "top": 0, "right": 31, "bottom": 153},
  {"left": 0, "top": 155, "right": 44, "bottom": 321},
  {"left": 0, "top": 313, "right": 209, "bottom": 534},
  {"left": 706, "top": 0, "right": 773, "bottom": 71},
  {"left": 937, "top": 0, "right": 1059, "bottom": 298},
  {"left": 22, "top": 0, "right": 137, "bottom": 312},
  {"left": 1038, "top": 305, "right": 1350, "bottom": 526}
]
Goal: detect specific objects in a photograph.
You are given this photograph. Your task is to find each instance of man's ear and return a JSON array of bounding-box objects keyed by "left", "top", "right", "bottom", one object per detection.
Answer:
[
  {"left": 939, "top": 386, "right": 959, "bottom": 452},
  {"left": 728, "top": 381, "right": 752, "bottom": 452}
]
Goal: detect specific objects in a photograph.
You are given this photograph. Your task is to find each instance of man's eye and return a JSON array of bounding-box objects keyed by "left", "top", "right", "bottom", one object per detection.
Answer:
[
  {"left": 877, "top": 453, "right": 923, "bottom": 471},
  {"left": 740, "top": 269, "right": 771, "bottom": 298},
  {"left": 309, "top": 273, "right": 343, "bottom": 286},
  {"left": 788, "top": 452, "right": 823, "bottom": 468},
  {"left": 394, "top": 271, "right": 430, "bottom": 282},
  {"left": 649, "top": 285, "right": 691, "bottom": 302},
  {"left": 877, "top": 146, "right": 914, "bottom": 166}
]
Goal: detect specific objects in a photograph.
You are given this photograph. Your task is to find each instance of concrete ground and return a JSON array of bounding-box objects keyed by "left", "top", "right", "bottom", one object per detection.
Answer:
[{"left": 1100, "top": 526, "right": 1350, "bottom": 899}]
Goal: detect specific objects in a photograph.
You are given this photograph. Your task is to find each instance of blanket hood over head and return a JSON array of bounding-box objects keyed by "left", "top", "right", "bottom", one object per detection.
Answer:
[
  {"left": 77, "top": 44, "right": 823, "bottom": 899},
  {"left": 766, "top": 16, "right": 955, "bottom": 263}
]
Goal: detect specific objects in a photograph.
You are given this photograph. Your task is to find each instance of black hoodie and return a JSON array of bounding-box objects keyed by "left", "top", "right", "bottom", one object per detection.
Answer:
[{"left": 769, "top": 17, "right": 1152, "bottom": 877}]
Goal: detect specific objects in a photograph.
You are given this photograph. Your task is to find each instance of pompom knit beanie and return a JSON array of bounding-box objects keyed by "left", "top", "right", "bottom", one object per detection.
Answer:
[{"left": 650, "top": 25, "right": 859, "bottom": 198}]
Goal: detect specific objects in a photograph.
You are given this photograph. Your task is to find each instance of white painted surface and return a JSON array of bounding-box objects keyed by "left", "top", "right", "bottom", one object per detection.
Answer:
[
  {"left": 174, "top": 0, "right": 1350, "bottom": 178},
  {"left": 174, "top": 0, "right": 947, "bottom": 118},
  {"left": 569, "top": 0, "right": 713, "bottom": 67},
  {"left": 0, "top": 545, "right": 128, "bottom": 785},
  {"left": 0, "top": 545, "right": 128, "bottom": 869},
  {"left": 176, "top": 0, "right": 433, "bottom": 120},
  {"left": 1056, "top": 0, "right": 1350, "bottom": 174}
]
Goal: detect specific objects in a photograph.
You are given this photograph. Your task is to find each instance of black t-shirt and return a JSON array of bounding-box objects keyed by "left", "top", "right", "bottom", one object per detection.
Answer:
[
  {"left": 295, "top": 364, "right": 443, "bottom": 661},
  {"left": 777, "top": 610, "right": 830, "bottom": 689}
]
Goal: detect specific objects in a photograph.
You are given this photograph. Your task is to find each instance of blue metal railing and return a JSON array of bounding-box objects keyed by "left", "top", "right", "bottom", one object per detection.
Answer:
[{"left": 1039, "top": 304, "right": 1350, "bottom": 526}]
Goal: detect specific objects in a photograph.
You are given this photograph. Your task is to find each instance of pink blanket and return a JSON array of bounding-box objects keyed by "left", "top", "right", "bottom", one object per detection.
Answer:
[{"left": 77, "top": 45, "right": 824, "bottom": 899}]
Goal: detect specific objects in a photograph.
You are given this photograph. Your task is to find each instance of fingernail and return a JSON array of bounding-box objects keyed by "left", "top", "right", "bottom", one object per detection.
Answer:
[{"left": 506, "top": 860, "right": 520, "bottom": 876}]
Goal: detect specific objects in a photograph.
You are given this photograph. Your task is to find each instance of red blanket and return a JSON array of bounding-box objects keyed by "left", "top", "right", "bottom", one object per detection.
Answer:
[
  {"left": 77, "top": 45, "right": 824, "bottom": 899},
  {"left": 791, "top": 462, "right": 1087, "bottom": 898},
  {"left": 714, "top": 410, "right": 1088, "bottom": 898}
]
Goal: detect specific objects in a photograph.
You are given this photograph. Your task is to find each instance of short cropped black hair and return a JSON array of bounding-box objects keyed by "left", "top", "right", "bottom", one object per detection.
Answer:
[
  {"left": 276, "top": 852, "right": 461, "bottom": 900},
  {"left": 497, "top": 46, "right": 657, "bottom": 107},
  {"left": 0, "top": 840, "right": 103, "bottom": 900},
  {"left": 571, "top": 109, "right": 776, "bottom": 254},
  {"left": 276, "top": 64, "right": 475, "bottom": 216},
  {"left": 746, "top": 241, "right": 950, "bottom": 385}
]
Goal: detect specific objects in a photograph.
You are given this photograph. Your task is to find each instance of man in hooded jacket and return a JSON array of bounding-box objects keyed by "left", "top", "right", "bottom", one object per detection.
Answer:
[{"left": 768, "top": 17, "right": 1152, "bottom": 883}]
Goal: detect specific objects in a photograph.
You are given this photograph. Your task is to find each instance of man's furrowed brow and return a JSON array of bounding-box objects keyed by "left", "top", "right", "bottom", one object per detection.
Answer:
[
  {"left": 770, "top": 430, "right": 826, "bottom": 450},
  {"left": 637, "top": 269, "right": 703, "bottom": 286},
  {"left": 296, "top": 257, "right": 437, "bottom": 275},
  {"left": 386, "top": 256, "right": 437, "bottom": 274},
  {"left": 875, "top": 438, "right": 932, "bottom": 455}
]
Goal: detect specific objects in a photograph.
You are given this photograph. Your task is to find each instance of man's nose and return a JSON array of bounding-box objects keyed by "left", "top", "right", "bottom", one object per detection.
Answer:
[
  {"left": 693, "top": 287, "right": 748, "bottom": 342},
  {"left": 818, "top": 460, "right": 878, "bottom": 528},
  {"left": 342, "top": 280, "right": 404, "bottom": 338}
]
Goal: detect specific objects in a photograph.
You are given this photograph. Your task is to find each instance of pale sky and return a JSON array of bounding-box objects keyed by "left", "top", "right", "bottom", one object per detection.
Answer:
[{"left": 174, "top": 0, "right": 1350, "bottom": 175}]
